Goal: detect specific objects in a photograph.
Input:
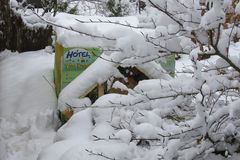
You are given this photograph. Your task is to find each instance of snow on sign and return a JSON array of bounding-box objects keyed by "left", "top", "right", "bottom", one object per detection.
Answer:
[{"left": 54, "top": 43, "right": 102, "bottom": 96}]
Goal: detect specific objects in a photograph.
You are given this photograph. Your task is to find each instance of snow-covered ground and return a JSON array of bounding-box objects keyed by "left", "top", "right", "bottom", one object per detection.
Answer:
[
  {"left": 0, "top": 42, "right": 239, "bottom": 160},
  {"left": 0, "top": 49, "right": 57, "bottom": 160}
]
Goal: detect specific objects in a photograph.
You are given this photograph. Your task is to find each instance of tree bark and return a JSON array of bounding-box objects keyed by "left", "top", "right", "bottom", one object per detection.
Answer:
[{"left": 0, "top": 0, "right": 52, "bottom": 52}]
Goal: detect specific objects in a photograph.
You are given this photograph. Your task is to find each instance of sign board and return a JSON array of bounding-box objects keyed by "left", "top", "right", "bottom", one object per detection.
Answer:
[
  {"left": 54, "top": 43, "right": 175, "bottom": 96},
  {"left": 159, "top": 55, "right": 175, "bottom": 77},
  {"left": 61, "top": 48, "right": 101, "bottom": 89},
  {"left": 54, "top": 43, "right": 102, "bottom": 96}
]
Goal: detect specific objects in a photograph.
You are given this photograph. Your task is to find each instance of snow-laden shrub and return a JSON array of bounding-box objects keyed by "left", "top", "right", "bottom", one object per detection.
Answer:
[{"left": 38, "top": 0, "right": 240, "bottom": 159}]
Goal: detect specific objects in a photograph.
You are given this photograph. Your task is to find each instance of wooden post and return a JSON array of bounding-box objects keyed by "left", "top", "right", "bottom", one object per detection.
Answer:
[
  {"left": 54, "top": 42, "right": 64, "bottom": 96},
  {"left": 98, "top": 84, "right": 105, "bottom": 97}
]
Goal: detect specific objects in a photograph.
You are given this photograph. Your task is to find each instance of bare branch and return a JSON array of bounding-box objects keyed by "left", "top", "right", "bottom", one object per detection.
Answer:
[
  {"left": 85, "top": 149, "right": 117, "bottom": 160},
  {"left": 33, "top": 12, "right": 116, "bottom": 41},
  {"left": 148, "top": 0, "right": 183, "bottom": 27},
  {"left": 75, "top": 18, "right": 143, "bottom": 29}
]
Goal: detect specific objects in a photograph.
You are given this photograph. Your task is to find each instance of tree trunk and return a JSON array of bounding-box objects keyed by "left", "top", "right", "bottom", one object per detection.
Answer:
[{"left": 0, "top": 0, "right": 52, "bottom": 52}]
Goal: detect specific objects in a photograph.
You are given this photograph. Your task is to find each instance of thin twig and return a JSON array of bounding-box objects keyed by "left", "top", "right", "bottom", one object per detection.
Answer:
[
  {"left": 75, "top": 18, "right": 143, "bottom": 29},
  {"left": 85, "top": 149, "right": 117, "bottom": 160},
  {"left": 33, "top": 11, "right": 116, "bottom": 41}
]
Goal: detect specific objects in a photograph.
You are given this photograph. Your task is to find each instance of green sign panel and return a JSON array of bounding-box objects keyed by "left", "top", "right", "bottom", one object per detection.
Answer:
[
  {"left": 61, "top": 47, "right": 102, "bottom": 89},
  {"left": 159, "top": 55, "right": 175, "bottom": 77}
]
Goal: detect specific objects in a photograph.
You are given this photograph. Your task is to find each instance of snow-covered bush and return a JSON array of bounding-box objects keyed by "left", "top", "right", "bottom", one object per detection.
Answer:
[{"left": 38, "top": 0, "right": 240, "bottom": 159}]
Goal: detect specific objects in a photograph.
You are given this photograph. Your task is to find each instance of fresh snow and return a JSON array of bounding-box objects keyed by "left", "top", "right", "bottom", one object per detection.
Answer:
[
  {"left": 53, "top": 13, "right": 139, "bottom": 48},
  {"left": 53, "top": 13, "right": 172, "bottom": 111},
  {"left": 40, "top": 41, "right": 240, "bottom": 160},
  {"left": 0, "top": 42, "right": 239, "bottom": 159},
  {"left": 0, "top": 49, "right": 57, "bottom": 160},
  {"left": 1, "top": 0, "right": 240, "bottom": 159}
]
